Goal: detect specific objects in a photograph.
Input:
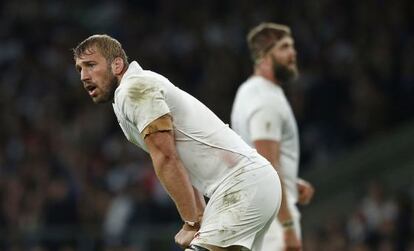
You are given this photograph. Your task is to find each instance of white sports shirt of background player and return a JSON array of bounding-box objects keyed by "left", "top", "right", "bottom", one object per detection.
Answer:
[
  {"left": 231, "top": 75, "right": 302, "bottom": 244},
  {"left": 231, "top": 75, "right": 300, "bottom": 202}
]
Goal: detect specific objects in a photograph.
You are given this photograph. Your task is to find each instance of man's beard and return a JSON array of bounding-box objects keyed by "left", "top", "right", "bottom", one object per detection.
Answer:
[
  {"left": 95, "top": 72, "right": 119, "bottom": 103},
  {"left": 271, "top": 56, "right": 298, "bottom": 84}
]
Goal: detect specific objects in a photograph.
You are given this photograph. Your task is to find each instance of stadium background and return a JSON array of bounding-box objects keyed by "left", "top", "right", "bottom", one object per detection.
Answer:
[{"left": 0, "top": 0, "right": 413, "bottom": 250}]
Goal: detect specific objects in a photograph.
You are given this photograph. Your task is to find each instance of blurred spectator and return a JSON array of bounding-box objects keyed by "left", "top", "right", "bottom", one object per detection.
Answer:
[
  {"left": 305, "top": 180, "right": 413, "bottom": 251},
  {"left": 360, "top": 181, "right": 397, "bottom": 249}
]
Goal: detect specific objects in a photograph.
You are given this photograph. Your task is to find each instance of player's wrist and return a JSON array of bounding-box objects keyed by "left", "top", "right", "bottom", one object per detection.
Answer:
[{"left": 183, "top": 220, "right": 201, "bottom": 231}]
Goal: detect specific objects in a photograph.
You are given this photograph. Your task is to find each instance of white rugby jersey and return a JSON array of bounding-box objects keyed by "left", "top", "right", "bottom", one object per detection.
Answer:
[
  {"left": 231, "top": 75, "right": 299, "bottom": 203},
  {"left": 112, "top": 61, "right": 269, "bottom": 198}
]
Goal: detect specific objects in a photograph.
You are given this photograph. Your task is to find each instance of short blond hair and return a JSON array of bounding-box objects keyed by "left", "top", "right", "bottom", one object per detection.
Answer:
[
  {"left": 247, "top": 23, "right": 291, "bottom": 63},
  {"left": 73, "top": 34, "right": 128, "bottom": 65}
]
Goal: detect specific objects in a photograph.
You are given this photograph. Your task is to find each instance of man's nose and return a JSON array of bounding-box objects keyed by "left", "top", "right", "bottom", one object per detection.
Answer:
[
  {"left": 289, "top": 47, "right": 297, "bottom": 58},
  {"left": 80, "top": 69, "right": 90, "bottom": 81}
]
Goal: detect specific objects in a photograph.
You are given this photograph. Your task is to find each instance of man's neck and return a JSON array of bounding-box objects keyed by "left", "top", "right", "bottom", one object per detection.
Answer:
[
  {"left": 253, "top": 67, "right": 279, "bottom": 85},
  {"left": 116, "top": 64, "right": 129, "bottom": 86}
]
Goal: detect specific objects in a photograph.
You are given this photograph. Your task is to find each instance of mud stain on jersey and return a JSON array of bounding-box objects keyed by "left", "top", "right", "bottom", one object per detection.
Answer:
[
  {"left": 266, "top": 121, "right": 271, "bottom": 132},
  {"left": 223, "top": 190, "right": 241, "bottom": 207},
  {"left": 127, "top": 80, "right": 160, "bottom": 103}
]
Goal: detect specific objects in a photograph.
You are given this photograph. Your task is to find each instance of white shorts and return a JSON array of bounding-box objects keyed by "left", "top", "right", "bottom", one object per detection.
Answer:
[
  {"left": 261, "top": 203, "right": 301, "bottom": 251},
  {"left": 191, "top": 164, "right": 281, "bottom": 250}
]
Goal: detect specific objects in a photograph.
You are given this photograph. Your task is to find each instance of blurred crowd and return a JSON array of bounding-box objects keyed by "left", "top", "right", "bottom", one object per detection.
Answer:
[
  {"left": 305, "top": 181, "right": 413, "bottom": 251},
  {"left": 0, "top": 0, "right": 413, "bottom": 250}
]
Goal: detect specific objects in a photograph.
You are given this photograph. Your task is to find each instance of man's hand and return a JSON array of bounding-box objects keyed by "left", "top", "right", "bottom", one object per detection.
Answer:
[
  {"left": 297, "top": 178, "right": 314, "bottom": 205},
  {"left": 284, "top": 228, "right": 302, "bottom": 251},
  {"left": 174, "top": 223, "right": 199, "bottom": 249}
]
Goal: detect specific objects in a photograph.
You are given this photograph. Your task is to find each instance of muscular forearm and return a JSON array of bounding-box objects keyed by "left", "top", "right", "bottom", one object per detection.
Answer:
[
  {"left": 153, "top": 156, "right": 199, "bottom": 222},
  {"left": 144, "top": 126, "right": 200, "bottom": 249}
]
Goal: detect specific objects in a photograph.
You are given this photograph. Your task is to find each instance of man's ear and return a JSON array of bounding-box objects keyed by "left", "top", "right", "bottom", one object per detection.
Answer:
[
  {"left": 111, "top": 57, "right": 124, "bottom": 75},
  {"left": 260, "top": 54, "right": 272, "bottom": 71}
]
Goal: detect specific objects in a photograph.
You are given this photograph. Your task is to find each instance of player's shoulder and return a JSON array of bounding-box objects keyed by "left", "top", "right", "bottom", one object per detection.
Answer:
[
  {"left": 238, "top": 76, "right": 274, "bottom": 93},
  {"left": 235, "top": 77, "right": 259, "bottom": 100},
  {"left": 118, "top": 71, "right": 168, "bottom": 99},
  {"left": 238, "top": 76, "right": 283, "bottom": 104}
]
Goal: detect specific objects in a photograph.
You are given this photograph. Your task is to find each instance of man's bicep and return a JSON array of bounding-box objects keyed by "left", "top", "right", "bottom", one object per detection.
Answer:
[
  {"left": 141, "top": 114, "right": 173, "bottom": 139},
  {"left": 144, "top": 128, "right": 177, "bottom": 162},
  {"left": 142, "top": 114, "right": 178, "bottom": 162}
]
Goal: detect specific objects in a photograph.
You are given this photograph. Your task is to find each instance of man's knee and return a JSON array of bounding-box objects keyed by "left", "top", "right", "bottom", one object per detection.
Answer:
[{"left": 185, "top": 244, "right": 210, "bottom": 251}]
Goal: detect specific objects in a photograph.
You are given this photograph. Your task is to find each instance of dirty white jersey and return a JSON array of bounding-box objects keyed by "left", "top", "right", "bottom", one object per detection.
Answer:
[
  {"left": 112, "top": 62, "right": 269, "bottom": 198},
  {"left": 231, "top": 75, "right": 299, "bottom": 203}
]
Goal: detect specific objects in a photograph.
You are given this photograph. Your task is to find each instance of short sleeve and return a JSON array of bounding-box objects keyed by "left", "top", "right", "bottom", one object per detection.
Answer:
[
  {"left": 249, "top": 106, "right": 284, "bottom": 142},
  {"left": 121, "top": 79, "right": 170, "bottom": 133}
]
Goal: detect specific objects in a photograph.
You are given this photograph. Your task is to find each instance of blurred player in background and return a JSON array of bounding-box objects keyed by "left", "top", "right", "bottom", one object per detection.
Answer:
[
  {"left": 231, "top": 23, "right": 315, "bottom": 251},
  {"left": 73, "top": 34, "right": 282, "bottom": 251}
]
